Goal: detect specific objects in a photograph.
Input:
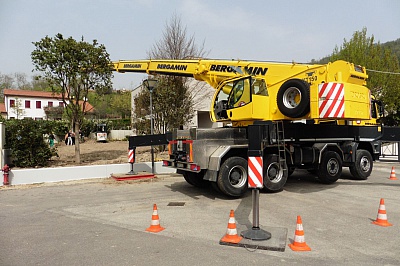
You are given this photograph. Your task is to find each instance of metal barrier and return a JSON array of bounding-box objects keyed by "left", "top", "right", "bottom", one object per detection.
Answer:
[
  {"left": 128, "top": 133, "right": 171, "bottom": 174},
  {"left": 380, "top": 142, "right": 400, "bottom": 161}
]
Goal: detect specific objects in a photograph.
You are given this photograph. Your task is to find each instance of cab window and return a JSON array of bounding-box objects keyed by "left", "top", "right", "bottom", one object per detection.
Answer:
[
  {"left": 252, "top": 79, "right": 268, "bottom": 96},
  {"left": 371, "top": 101, "right": 377, "bottom": 119},
  {"left": 227, "top": 78, "right": 251, "bottom": 108},
  {"left": 213, "top": 77, "right": 267, "bottom": 120}
]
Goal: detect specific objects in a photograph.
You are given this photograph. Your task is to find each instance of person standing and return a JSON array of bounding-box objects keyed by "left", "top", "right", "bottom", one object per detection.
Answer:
[
  {"left": 66, "top": 130, "right": 73, "bottom": 145},
  {"left": 49, "top": 133, "right": 55, "bottom": 147}
]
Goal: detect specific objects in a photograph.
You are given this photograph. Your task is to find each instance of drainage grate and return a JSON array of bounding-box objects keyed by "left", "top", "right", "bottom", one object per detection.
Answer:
[{"left": 167, "top": 202, "right": 185, "bottom": 206}]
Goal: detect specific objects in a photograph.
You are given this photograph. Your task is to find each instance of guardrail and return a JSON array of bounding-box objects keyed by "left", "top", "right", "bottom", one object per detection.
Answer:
[{"left": 380, "top": 142, "right": 400, "bottom": 162}]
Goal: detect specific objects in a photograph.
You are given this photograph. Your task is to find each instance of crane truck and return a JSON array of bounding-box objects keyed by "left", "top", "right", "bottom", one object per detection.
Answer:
[{"left": 113, "top": 59, "right": 383, "bottom": 197}]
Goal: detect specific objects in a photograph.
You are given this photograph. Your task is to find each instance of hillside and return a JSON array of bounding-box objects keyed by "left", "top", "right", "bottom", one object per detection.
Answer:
[
  {"left": 382, "top": 38, "right": 400, "bottom": 60},
  {"left": 312, "top": 38, "right": 400, "bottom": 64}
]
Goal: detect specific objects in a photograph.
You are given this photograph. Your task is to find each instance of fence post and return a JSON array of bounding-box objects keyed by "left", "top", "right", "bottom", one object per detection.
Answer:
[{"left": 397, "top": 142, "right": 400, "bottom": 162}]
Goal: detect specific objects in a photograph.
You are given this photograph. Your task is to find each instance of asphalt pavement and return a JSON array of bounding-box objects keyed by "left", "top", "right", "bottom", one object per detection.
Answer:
[{"left": 0, "top": 160, "right": 399, "bottom": 265}]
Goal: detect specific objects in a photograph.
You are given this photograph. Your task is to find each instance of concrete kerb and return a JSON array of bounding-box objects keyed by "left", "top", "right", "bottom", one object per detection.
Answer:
[
  {"left": 2, "top": 160, "right": 398, "bottom": 187},
  {"left": 5, "top": 162, "right": 176, "bottom": 186}
]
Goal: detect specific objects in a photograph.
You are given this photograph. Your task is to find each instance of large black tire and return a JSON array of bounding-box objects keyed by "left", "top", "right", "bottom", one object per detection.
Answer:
[
  {"left": 277, "top": 79, "right": 310, "bottom": 118},
  {"left": 317, "top": 151, "right": 342, "bottom": 184},
  {"left": 217, "top": 157, "right": 248, "bottom": 197},
  {"left": 349, "top": 149, "right": 373, "bottom": 180},
  {"left": 262, "top": 155, "right": 288, "bottom": 192},
  {"left": 183, "top": 171, "right": 210, "bottom": 188}
]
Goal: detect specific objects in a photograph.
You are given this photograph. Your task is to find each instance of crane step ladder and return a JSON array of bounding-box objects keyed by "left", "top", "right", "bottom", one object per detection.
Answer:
[{"left": 274, "top": 120, "right": 287, "bottom": 173}]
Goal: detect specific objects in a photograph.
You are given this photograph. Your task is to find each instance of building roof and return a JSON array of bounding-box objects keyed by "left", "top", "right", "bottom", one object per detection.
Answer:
[
  {"left": 79, "top": 101, "right": 95, "bottom": 113},
  {"left": 3, "top": 89, "right": 63, "bottom": 99}
]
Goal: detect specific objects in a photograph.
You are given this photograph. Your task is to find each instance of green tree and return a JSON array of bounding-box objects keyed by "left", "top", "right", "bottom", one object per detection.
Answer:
[
  {"left": 330, "top": 28, "right": 400, "bottom": 124},
  {"left": 87, "top": 91, "right": 110, "bottom": 119},
  {"left": 31, "top": 33, "right": 113, "bottom": 163},
  {"left": 133, "top": 14, "right": 208, "bottom": 133},
  {"left": 110, "top": 90, "right": 131, "bottom": 119},
  {"left": 133, "top": 90, "right": 150, "bottom": 134}
]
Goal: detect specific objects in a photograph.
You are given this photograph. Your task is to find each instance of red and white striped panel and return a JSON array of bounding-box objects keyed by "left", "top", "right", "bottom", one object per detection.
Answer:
[
  {"left": 128, "top": 149, "right": 135, "bottom": 163},
  {"left": 318, "top": 83, "right": 345, "bottom": 118},
  {"left": 248, "top": 156, "right": 263, "bottom": 188}
]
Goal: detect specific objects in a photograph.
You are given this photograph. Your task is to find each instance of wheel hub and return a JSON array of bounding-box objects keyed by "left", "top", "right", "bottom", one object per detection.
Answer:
[
  {"left": 267, "top": 162, "right": 283, "bottom": 183},
  {"left": 283, "top": 87, "right": 301, "bottom": 109},
  {"left": 228, "top": 166, "right": 247, "bottom": 188},
  {"left": 327, "top": 159, "right": 339, "bottom": 176},
  {"left": 360, "top": 156, "right": 370, "bottom": 172}
]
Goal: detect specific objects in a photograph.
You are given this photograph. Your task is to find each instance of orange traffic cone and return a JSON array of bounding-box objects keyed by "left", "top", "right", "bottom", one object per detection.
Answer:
[
  {"left": 372, "top": 198, "right": 393, "bottom": 227},
  {"left": 220, "top": 210, "right": 242, "bottom": 244},
  {"left": 146, "top": 204, "right": 165, "bottom": 233},
  {"left": 288, "top": 215, "right": 311, "bottom": 251},
  {"left": 389, "top": 167, "right": 397, "bottom": 180}
]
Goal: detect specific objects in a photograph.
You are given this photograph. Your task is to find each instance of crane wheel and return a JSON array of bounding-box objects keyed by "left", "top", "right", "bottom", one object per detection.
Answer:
[
  {"left": 317, "top": 151, "right": 342, "bottom": 184},
  {"left": 217, "top": 157, "right": 248, "bottom": 197},
  {"left": 349, "top": 149, "right": 373, "bottom": 180},
  {"left": 277, "top": 79, "right": 310, "bottom": 118},
  {"left": 262, "top": 154, "right": 288, "bottom": 192}
]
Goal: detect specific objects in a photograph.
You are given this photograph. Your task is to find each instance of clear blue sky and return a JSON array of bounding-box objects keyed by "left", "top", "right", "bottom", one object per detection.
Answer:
[{"left": 1, "top": 0, "right": 399, "bottom": 90}]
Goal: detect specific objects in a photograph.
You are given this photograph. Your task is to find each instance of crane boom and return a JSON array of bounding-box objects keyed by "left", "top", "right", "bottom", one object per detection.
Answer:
[{"left": 112, "top": 58, "right": 371, "bottom": 126}]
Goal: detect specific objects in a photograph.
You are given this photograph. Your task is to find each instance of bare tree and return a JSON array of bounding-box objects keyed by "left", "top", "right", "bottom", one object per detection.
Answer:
[
  {"left": 147, "top": 13, "right": 206, "bottom": 60},
  {"left": 11, "top": 98, "right": 25, "bottom": 119},
  {"left": 0, "top": 73, "right": 14, "bottom": 89},
  {"left": 135, "top": 13, "right": 212, "bottom": 133},
  {"left": 0, "top": 73, "right": 14, "bottom": 102},
  {"left": 14, "top": 73, "right": 31, "bottom": 90},
  {"left": 31, "top": 75, "right": 50, "bottom": 91}
]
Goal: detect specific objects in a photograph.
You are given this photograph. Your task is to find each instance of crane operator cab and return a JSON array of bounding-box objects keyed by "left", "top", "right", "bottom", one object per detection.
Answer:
[{"left": 211, "top": 76, "right": 268, "bottom": 124}]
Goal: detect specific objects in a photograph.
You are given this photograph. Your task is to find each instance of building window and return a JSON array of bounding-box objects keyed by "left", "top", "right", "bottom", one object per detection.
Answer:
[
  {"left": 35, "top": 117, "right": 43, "bottom": 120},
  {"left": 36, "top": 101, "right": 41, "bottom": 109},
  {"left": 48, "top": 101, "right": 53, "bottom": 107},
  {"left": 10, "top": 99, "right": 15, "bottom": 107},
  {"left": 25, "top": 100, "right": 31, "bottom": 108},
  {"left": 59, "top": 102, "right": 64, "bottom": 107}
]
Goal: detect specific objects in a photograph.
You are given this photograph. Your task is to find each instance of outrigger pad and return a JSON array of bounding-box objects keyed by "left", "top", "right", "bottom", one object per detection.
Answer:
[
  {"left": 111, "top": 172, "right": 155, "bottom": 181},
  {"left": 219, "top": 225, "right": 288, "bottom": 252}
]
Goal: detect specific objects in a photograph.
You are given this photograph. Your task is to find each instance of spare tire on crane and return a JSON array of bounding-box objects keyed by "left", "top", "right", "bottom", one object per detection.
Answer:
[{"left": 277, "top": 79, "right": 310, "bottom": 118}]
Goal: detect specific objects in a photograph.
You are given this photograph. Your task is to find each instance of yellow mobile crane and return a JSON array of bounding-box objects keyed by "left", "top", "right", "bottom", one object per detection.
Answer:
[
  {"left": 113, "top": 58, "right": 382, "bottom": 197},
  {"left": 113, "top": 59, "right": 371, "bottom": 126}
]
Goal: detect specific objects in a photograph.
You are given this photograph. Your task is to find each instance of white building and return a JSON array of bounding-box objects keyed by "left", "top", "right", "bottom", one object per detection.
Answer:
[{"left": 3, "top": 89, "right": 94, "bottom": 120}]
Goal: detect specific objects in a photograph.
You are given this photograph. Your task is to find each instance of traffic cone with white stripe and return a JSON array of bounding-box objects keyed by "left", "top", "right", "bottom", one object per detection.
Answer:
[
  {"left": 389, "top": 167, "right": 397, "bottom": 180},
  {"left": 372, "top": 198, "right": 392, "bottom": 227},
  {"left": 146, "top": 204, "right": 165, "bottom": 233},
  {"left": 288, "top": 215, "right": 311, "bottom": 251},
  {"left": 220, "top": 210, "right": 242, "bottom": 244}
]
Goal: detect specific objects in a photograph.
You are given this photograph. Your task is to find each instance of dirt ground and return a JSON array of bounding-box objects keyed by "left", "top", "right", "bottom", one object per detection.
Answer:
[{"left": 47, "top": 139, "right": 169, "bottom": 168}]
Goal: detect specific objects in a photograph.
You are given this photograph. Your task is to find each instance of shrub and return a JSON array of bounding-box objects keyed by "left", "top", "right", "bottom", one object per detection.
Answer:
[{"left": 4, "top": 119, "right": 53, "bottom": 167}]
